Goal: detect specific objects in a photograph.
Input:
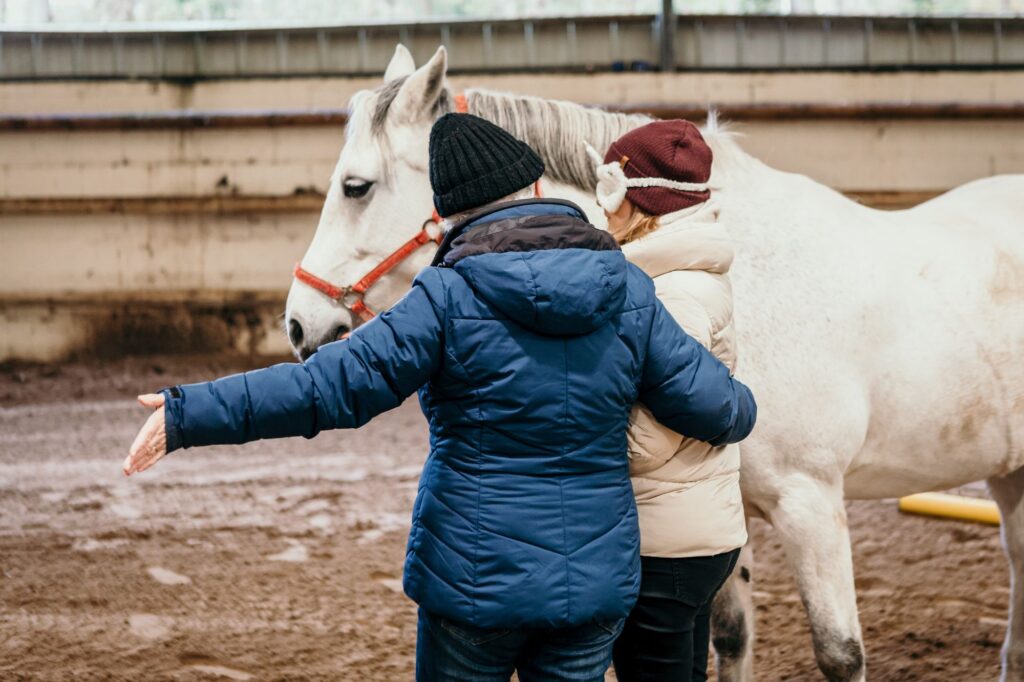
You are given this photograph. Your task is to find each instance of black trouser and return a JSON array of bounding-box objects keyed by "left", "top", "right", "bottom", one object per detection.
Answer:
[{"left": 613, "top": 549, "right": 741, "bottom": 682}]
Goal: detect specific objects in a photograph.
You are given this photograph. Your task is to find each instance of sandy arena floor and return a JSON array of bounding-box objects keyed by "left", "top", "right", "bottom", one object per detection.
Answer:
[{"left": 0, "top": 356, "right": 1010, "bottom": 680}]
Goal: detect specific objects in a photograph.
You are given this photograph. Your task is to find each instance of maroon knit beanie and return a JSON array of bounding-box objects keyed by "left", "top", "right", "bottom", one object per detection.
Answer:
[{"left": 603, "top": 119, "right": 713, "bottom": 216}]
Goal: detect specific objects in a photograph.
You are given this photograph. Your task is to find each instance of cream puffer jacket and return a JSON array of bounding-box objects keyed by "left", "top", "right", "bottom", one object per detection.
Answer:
[{"left": 622, "top": 201, "right": 747, "bottom": 558}]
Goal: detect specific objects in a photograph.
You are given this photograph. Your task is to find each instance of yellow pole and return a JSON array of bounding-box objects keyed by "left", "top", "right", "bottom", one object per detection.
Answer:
[{"left": 898, "top": 492, "right": 1001, "bottom": 526}]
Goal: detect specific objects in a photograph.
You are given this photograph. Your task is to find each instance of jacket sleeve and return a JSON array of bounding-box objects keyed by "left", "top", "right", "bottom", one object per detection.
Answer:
[
  {"left": 161, "top": 269, "right": 447, "bottom": 453},
  {"left": 639, "top": 298, "right": 756, "bottom": 447}
]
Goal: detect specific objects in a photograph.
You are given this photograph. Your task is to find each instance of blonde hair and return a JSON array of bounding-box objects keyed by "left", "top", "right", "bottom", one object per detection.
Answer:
[{"left": 611, "top": 206, "right": 661, "bottom": 245}]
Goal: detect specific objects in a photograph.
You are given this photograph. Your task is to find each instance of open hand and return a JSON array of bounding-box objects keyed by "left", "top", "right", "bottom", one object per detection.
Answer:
[{"left": 123, "top": 393, "right": 167, "bottom": 476}]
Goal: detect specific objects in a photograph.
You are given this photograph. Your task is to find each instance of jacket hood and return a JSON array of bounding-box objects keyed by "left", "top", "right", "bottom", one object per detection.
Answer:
[
  {"left": 621, "top": 200, "right": 733, "bottom": 279},
  {"left": 439, "top": 199, "right": 627, "bottom": 336}
]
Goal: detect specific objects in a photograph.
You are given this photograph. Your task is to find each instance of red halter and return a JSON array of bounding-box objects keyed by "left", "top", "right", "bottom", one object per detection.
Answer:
[
  {"left": 292, "top": 94, "right": 540, "bottom": 324},
  {"left": 293, "top": 219, "right": 444, "bottom": 323}
]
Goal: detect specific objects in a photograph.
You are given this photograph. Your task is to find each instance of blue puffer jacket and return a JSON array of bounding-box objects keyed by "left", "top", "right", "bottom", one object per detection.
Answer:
[{"left": 161, "top": 199, "right": 756, "bottom": 630}]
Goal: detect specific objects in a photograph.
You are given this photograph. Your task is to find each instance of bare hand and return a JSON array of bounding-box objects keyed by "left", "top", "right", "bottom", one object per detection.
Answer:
[{"left": 123, "top": 393, "right": 167, "bottom": 476}]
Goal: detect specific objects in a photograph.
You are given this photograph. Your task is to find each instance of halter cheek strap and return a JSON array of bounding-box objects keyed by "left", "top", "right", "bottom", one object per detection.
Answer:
[
  {"left": 292, "top": 221, "right": 443, "bottom": 323},
  {"left": 292, "top": 94, "right": 543, "bottom": 327}
]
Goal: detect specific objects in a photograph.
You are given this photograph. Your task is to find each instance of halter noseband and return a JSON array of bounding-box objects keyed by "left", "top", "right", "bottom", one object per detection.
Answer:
[{"left": 292, "top": 94, "right": 540, "bottom": 325}]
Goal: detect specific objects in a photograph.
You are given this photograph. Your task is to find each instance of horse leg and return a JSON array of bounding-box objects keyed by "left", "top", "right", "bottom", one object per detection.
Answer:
[
  {"left": 988, "top": 467, "right": 1024, "bottom": 681},
  {"left": 770, "top": 477, "right": 865, "bottom": 682},
  {"left": 712, "top": 540, "right": 756, "bottom": 681}
]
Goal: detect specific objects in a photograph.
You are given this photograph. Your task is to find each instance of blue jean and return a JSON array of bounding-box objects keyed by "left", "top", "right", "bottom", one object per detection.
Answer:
[{"left": 416, "top": 608, "right": 624, "bottom": 681}]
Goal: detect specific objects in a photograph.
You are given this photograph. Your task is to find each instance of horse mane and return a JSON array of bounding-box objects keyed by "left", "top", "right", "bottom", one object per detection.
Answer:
[
  {"left": 360, "top": 78, "right": 761, "bottom": 192},
  {"left": 464, "top": 89, "right": 649, "bottom": 189},
  {"left": 466, "top": 89, "right": 762, "bottom": 192}
]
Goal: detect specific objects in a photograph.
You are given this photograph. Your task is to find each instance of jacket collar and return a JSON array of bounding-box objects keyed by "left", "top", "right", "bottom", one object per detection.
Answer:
[
  {"left": 431, "top": 198, "right": 590, "bottom": 267},
  {"left": 621, "top": 200, "right": 734, "bottom": 278}
]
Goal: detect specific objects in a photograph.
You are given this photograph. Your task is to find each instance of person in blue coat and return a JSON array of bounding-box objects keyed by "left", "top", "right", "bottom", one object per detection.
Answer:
[{"left": 123, "top": 113, "right": 756, "bottom": 682}]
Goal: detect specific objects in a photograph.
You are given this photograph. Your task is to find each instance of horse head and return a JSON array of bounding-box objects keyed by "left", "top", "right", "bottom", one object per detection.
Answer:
[{"left": 285, "top": 45, "right": 451, "bottom": 359}]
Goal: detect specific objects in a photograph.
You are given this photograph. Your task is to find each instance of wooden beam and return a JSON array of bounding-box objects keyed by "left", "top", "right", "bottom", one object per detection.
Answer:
[
  {"left": 0, "top": 195, "right": 325, "bottom": 216},
  {"left": 0, "top": 190, "right": 943, "bottom": 216},
  {"left": 2, "top": 101, "right": 1021, "bottom": 131}
]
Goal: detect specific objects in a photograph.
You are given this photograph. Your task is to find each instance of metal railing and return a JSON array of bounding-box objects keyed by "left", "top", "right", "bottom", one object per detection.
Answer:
[{"left": 2, "top": 13, "right": 1022, "bottom": 80}]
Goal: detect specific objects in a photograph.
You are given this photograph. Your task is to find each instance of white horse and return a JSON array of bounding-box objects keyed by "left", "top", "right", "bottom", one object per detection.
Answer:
[{"left": 285, "top": 45, "right": 1024, "bottom": 681}]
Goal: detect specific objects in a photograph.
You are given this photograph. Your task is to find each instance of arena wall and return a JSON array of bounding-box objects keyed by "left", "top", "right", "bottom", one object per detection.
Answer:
[{"left": 2, "top": 70, "right": 1022, "bottom": 361}]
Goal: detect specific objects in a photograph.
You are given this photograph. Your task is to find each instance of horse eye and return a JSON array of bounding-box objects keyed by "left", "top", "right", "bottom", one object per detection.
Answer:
[{"left": 343, "top": 179, "right": 373, "bottom": 199}]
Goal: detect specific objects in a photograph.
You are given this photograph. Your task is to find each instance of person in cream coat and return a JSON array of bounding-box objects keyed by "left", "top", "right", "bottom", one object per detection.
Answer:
[{"left": 588, "top": 120, "right": 748, "bottom": 682}]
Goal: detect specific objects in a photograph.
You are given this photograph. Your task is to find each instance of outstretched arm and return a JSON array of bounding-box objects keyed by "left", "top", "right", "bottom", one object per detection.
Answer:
[
  {"left": 639, "top": 298, "right": 756, "bottom": 447},
  {"left": 124, "top": 269, "right": 447, "bottom": 475}
]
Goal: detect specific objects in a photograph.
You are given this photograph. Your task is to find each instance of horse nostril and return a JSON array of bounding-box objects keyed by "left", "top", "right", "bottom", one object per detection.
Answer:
[
  {"left": 287, "top": 318, "right": 304, "bottom": 349},
  {"left": 334, "top": 324, "right": 351, "bottom": 341}
]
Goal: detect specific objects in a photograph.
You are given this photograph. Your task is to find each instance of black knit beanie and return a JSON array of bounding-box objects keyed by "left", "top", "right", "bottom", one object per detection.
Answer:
[{"left": 429, "top": 113, "right": 545, "bottom": 218}]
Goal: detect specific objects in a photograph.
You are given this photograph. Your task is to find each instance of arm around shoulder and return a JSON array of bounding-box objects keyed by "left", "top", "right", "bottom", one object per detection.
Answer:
[
  {"left": 627, "top": 402, "right": 686, "bottom": 475},
  {"left": 639, "top": 298, "right": 756, "bottom": 447}
]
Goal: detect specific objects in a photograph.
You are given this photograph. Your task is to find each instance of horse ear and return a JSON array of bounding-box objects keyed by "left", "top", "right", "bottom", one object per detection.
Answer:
[
  {"left": 384, "top": 44, "right": 415, "bottom": 82},
  {"left": 391, "top": 46, "right": 448, "bottom": 123}
]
